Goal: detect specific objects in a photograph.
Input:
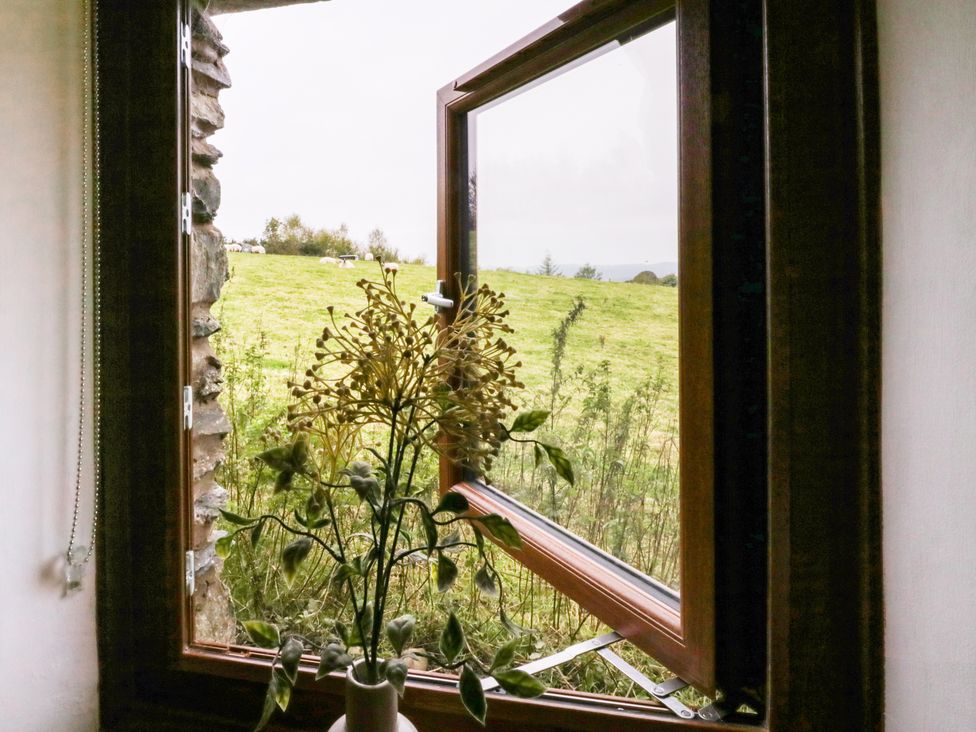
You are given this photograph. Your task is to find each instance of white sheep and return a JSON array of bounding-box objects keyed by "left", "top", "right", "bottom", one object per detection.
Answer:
[
  {"left": 224, "top": 243, "right": 243, "bottom": 252},
  {"left": 364, "top": 252, "right": 375, "bottom": 261},
  {"left": 251, "top": 245, "right": 266, "bottom": 254},
  {"left": 319, "top": 256, "right": 339, "bottom": 264}
]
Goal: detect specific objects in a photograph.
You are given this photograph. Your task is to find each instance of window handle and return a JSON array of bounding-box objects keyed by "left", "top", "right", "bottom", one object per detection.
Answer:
[{"left": 421, "top": 280, "right": 454, "bottom": 312}]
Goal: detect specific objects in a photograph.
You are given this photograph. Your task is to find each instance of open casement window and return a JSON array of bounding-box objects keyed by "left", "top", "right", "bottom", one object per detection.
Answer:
[
  {"left": 96, "top": 0, "right": 883, "bottom": 729},
  {"left": 436, "top": 0, "right": 718, "bottom": 693}
]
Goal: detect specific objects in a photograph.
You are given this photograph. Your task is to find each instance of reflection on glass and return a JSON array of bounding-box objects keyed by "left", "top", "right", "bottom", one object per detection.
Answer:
[{"left": 467, "top": 23, "right": 680, "bottom": 590}]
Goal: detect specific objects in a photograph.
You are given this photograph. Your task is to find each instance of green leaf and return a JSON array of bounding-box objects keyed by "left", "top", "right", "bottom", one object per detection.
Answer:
[
  {"left": 315, "top": 642, "right": 352, "bottom": 680},
  {"left": 474, "top": 565, "right": 498, "bottom": 597},
  {"left": 490, "top": 669, "right": 546, "bottom": 698},
  {"left": 440, "top": 529, "right": 461, "bottom": 547},
  {"left": 435, "top": 492, "right": 469, "bottom": 514},
  {"left": 533, "top": 443, "right": 545, "bottom": 468},
  {"left": 219, "top": 509, "right": 255, "bottom": 526},
  {"left": 281, "top": 537, "right": 313, "bottom": 583},
  {"left": 271, "top": 667, "right": 293, "bottom": 710},
  {"left": 459, "top": 663, "right": 487, "bottom": 726},
  {"left": 334, "top": 620, "right": 349, "bottom": 646},
  {"left": 354, "top": 603, "right": 374, "bottom": 646},
  {"left": 254, "top": 686, "right": 277, "bottom": 731},
  {"left": 386, "top": 614, "right": 416, "bottom": 656},
  {"left": 475, "top": 514, "right": 523, "bottom": 549},
  {"left": 306, "top": 487, "right": 325, "bottom": 521},
  {"left": 342, "top": 460, "right": 373, "bottom": 479},
  {"left": 214, "top": 535, "right": 233, "bottom": 559},
  {"left": 274, "top": 469, "right": 295, "bottom": 494},
  {"left": 422, "top": 510, "right": 438, "bottom": 553},
  {"left": 490, "top": 638, "right": 518, "bottom": 672},
  {"left": 541, "top": 444, "right": 574, "bottom": 486},
  {"left": 293, "top": 509, "right": 308, "bottom": 528},
  {"left": 242, "top": 620, "right": 280, "bottom": 649},
  {"left": 290, "top": 435, "right": 309, "bottom": 470},
  {"left": 348, "top": 474, "right": 380, "bottom": 505},
  {"left": 333, "top": 562, "right": 359, "bottom": 586},
  {"left": 500, "top": 610, "right": 528, "bottom": 637},
  {"left": 437, "top": 552, "right": 458, "bottom": 592},
  {"left": 439, "top": 611, "right": 465, "bottom": 663},
  {"left": 509, "top": 410, "right": 550, "bottom": 433},
  {"left": 280, "top": 637, "right": 304, "bottom": 684},
  {"left": 250, "top": 520, "right": 264, "bottom": 549},
  {"left": 257, "top": 446, "right": 293, "bottom": 472},
  {"left": 384, "top": 659, "right": 409, "bottom": 697}
]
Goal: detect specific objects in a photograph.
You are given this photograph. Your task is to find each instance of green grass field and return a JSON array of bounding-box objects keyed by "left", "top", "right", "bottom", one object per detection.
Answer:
[
  {"left": 209, "top": 253, "right": 686, "bottom": 699},
  {"left": 215, "top": 253, "right": 678, "bottom": 413}
]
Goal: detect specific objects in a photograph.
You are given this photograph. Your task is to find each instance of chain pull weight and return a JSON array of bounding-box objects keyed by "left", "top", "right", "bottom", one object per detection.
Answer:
[{"left": 65, "top": 0, "right": 102, "bottom": 595}]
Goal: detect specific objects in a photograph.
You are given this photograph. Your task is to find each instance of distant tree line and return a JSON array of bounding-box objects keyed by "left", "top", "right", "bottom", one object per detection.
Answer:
[
  {"left": 537, "top": 255, "right": 677, "bottom": 287},
  {"left": 226, "top": 214, "right": 426, "bottom": 264}
]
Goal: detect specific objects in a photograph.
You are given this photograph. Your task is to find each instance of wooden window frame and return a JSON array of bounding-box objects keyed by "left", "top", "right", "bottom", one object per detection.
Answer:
[
  {"left": 95, "top": 0, "right": 883, "bottom": 730},
  {"left": 435, "top": 0, "right": 717, "bottom": 693}
]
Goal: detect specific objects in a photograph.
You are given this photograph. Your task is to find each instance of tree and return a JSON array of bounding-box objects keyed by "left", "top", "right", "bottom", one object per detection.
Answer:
[
  {"left": 261, "top": 214, "right": 314, "bottom": 255},
  {"left": 574, "top": 264, "right": 602, "bottom": 280},
  {"left": 537, "top": 253, "right": 561, "bottom": 276},
  {"left": 367, "top": 227, "right": 399, "bottom": 262},
  {"left": 660, "top": 273, "right": 677, "bottom": 287},
  {"left": 630, "top": 270, "right": 659, "bottom": 285}
]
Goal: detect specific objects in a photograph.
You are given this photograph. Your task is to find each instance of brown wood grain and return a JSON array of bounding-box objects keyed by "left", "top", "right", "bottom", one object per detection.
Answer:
[
  {"left": 435, "top": 0, "right": 718, "bottom": 695},
  {"left": 95, "top": 0, "right": 882, "bottom": 729}
]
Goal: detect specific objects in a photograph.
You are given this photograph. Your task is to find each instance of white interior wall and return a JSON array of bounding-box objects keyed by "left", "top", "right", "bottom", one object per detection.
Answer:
[
  {"left": 880, "top": 1, "right": 976, "bottom": 730},
  {"left": 0, "top": 1, "right": 100, "bottom": 730},
  {"left": 0, "top": 2, "right": 973, "bottom": 731}
]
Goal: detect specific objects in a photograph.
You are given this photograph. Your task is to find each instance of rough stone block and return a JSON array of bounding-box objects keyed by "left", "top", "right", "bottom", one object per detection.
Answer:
[
  {"left": 193, "top": 433, "right": 226, "bottom": 480},
  {"left": 192, "top": 312, "right": 222, "bottom": 338},
  {"left": 192, "top": 56, "right": 232, "bottom": 90},
  {"left": 192, "top": 7, "right": 229, "bottom": 56},
  {"left": 192, "top": 138, "right": 223, "bottom": 168},
  {"left": 195, "top": 482, "right": 229, "bottom": 524},
  {"left": 194, "top": 402, "right": 232, "bottom": 437},
  {"left": 192, "top": 167, "right": 221, "bottom": 222},
  {"left": 192, "top": 91, "right": 225, "bottom": 135},
  {"left": 191, "top": 224, "right": 229, "bottom": 305}
]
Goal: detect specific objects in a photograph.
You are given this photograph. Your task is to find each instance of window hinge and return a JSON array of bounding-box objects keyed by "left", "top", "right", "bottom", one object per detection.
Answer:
[
  {"left": 481, "top": 632, "right": 622, "bottom": 692},
  {"left": 698, "top": 700, "right": 737, "bottom": 723},
  {"left": 185, "top": 550, "right": 195, "bottom": 595},
  {"left": 597, "top": 650, "right": 698, "bottom": 721},
  {"left": 181, "top": 192, "right": 192, "bottom": 235},
  {"left": 180, "top": 22, "right": 192, "bottom": 69},
  {"left": 183, "top": 385, "right": 193, "bottom": 430}
]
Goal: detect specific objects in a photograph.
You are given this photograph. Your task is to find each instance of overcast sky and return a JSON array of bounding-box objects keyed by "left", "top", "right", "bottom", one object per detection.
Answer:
[{"left": 212, "top": 0, "right": 677, "bottom": 270}]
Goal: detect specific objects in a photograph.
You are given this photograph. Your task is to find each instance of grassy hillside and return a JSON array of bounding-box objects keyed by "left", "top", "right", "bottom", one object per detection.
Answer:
[
  {"left": 209, "top": 253, "right": 686, "bottom": 699},
  {"left": 215, "top": 253, "right": 678, "bottom": 414}
]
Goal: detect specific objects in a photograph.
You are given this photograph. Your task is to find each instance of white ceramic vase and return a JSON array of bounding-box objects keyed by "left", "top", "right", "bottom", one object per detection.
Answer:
[{"left": 327, "top": 662, "right": 418, "bottom": 732}]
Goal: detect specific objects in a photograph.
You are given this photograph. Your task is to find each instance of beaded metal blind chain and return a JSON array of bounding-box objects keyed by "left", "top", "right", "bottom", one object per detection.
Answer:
[{"left": 65, "top": 0, "right": 102, "bottom": 595}]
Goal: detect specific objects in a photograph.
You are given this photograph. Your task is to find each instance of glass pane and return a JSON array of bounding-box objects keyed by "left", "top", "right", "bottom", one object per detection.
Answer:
[{"left": 467, "top": 22, "right": 680, "bottom": 591}]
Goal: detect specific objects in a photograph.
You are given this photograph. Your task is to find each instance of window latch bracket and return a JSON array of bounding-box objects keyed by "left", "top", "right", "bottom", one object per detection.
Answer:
[{"left": 421, "top": 280, "right": 454, "bottom": 313}]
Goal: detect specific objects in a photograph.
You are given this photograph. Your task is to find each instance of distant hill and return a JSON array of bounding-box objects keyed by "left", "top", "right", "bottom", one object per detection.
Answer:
[{"left": 555, "top": 262, "right": 678, "bottom": 282}]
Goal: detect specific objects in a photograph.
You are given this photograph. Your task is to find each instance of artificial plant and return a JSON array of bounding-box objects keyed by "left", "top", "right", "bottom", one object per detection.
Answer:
[{"left": 217, "top": 267, "right": 574, "bottom": 728}]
